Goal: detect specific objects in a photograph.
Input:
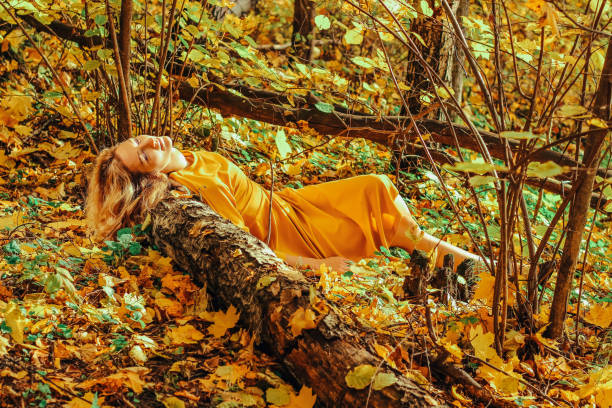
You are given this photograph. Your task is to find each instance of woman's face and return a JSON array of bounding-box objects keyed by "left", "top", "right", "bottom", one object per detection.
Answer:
[{"left": 115, "top": 135, "right": 173, "bottom": 174}]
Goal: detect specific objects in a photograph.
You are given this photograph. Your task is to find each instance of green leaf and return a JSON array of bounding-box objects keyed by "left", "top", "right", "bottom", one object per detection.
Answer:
[
  {"left": 557, "top": 105, "right": 589, "bottom": 117},
  {"left": 344, "top": 29, "right": 363, "bottom": 45},
  {"left": 96, "top": 49, "right": 114, "bottom": 60},
  {"left": 373, "top": 372, "right": 398, "bottom": 390},
  {"left": 351, "top": 56, "right": 374, "bottom": 68},
  {"left": 83, "top": 60, "right": 101, "bottom": 71},
  {"left": 499, "top": 131, "right": 538, "bottom": 140},
  {"left": 295, "top": 62, "right": 309, "bottom": 76},
  {"left": 186, "top": 48, "right": 207, "bottom": 63},
  {"left": 314, "top": 102, "right": 334, "bottom": 113},
  {"left": 526, "top": 161, "right": 569, "bottom": 178},
  {"left": 94, "top": 14, "right": 108, "bottom": 26},
  {"left": 420, "top": 0, "right": 434, "bottom": 17},
  {"left": 184, "top": 24, "right": 201, "bottom": 38},
  {"left": 43, "top": 91, "right": 63, "bottom": 99},
  {"left": 275, "top": 129, "right": 292, "bottom": 159},
  {"left": 346, "top": 364, "right": 376, "bottom": 389},
  {"left": 315, "top": 15, "right": 331, "bottom": 30},
  {"left": 443, "top": 162, "right": 496, "bottom": 175},
  {"left": 265, "top": 387, "right": 291, "bottom": 406},
  {"left": 469, "top": 175, "right": 497, "bottom": 187}
]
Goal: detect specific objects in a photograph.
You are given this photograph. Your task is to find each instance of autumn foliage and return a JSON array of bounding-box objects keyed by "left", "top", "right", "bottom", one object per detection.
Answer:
[{"left": 0, "top": 0, "right": 610, "bottom": 407}]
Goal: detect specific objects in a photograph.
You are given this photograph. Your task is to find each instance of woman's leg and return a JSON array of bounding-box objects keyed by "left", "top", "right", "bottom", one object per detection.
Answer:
[{"left": 389, "top": 195, "right": 481, "bottom": 268}]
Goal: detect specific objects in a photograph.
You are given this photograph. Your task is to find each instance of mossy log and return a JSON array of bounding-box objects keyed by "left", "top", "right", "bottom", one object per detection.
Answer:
[{"left": 150, "top": 197, "right": 440, "bottom": 407}]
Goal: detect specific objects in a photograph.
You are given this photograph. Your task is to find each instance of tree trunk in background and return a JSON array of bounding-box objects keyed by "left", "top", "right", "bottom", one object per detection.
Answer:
[
  {"left": 292, "top": 0, "right": 315, "bottom": 62},
  {"left": 401, "top": 1, "right": 444, "bottom": 116},
  {"left": 438, "top": 0, "right": 468, "bottom": 120},
  {"left": 401, "top": 0, "right": 467, "bottom": 118},
  {"left": 149, "top": 197, "right": 440, "bottom": 408},
  {"left": 117, "top": 0, "right": 133, "bottom": 139},
  {"left": 546, "top": 43, "right": 612, "bottom": 339}
]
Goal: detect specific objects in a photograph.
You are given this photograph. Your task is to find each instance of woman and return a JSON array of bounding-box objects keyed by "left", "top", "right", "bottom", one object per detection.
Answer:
[{"left": 86, "top": 135, "right": 480, "bottom": 272}]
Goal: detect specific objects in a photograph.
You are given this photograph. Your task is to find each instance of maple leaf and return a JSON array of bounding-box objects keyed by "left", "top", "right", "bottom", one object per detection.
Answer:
[
  {"left": 78, "top": 367, "right": 149, "bottom": 394},
  {"left": 584, "top": 302, "right": 612, "bottom": 328},
  {"left": 469, "top": 325, "right": 497, "bottom": 361},
  {"left": 471, "top": 272, "right": 495, "bottom": 307},
  {"left": 288, "top": 307, "right": 316, "bottom": 337},
  {"left": 287, "top": 386, "right": 316, "bottom": 408},
  {"left": 161, "top": 273, "right": 198, "bottom": 305},
  {"left": 201, "top": 305, "right": 240, "bottom": 338},
  {"left": 215, "top": 364, "right": 250, "bottom": 384},
  {"left": 155, "top": 296, "right": 184, "bottom": 317},
  {"left": 167, "top": 324, "right": 205, "bottom": 345},
  {"left": 64, "top": 392, "right": 108, "bottom": 408},
  {"left": 577, "top": 366, "right": 612, "bottom": 408}
]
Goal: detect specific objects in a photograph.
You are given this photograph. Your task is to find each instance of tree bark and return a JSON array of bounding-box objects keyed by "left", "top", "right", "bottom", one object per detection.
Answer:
[
  {"left": 116, "top": 0, "right": 133, "bottom": 139},
  {"left": 401, "top": 0, "right": 443, "bottom": 115},
  {"left": 292, "top": 0, "right": 315, "bottom": 62},
  {"left": 546, "top": 43, "right": 612, "bottom": 338},
  {"left": 438, "top": 0, "right": 468, "bottom": 120},
  {"left": 149, "top": 197, "right": 440, "bottom": 408}
]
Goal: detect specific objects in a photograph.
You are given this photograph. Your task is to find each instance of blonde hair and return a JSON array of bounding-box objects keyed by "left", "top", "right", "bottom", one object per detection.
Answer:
[{"left": 86, "top": 146, "right": 170, "bottom": 241}]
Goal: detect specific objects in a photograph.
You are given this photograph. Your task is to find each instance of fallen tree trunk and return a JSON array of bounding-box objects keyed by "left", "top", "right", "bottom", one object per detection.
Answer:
[{"left": 150, "top": 197, "right": 440, "bottom": 408}]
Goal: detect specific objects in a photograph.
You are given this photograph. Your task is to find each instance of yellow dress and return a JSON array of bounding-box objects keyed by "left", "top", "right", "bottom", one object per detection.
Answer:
[{"left": 169, "top": 151, "right": 403, "bottom": 261}]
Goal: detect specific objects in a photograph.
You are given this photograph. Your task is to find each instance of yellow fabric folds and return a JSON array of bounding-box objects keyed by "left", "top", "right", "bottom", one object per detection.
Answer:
[{"left": 169, "top": 151, "right": 403, "bottom": 261}]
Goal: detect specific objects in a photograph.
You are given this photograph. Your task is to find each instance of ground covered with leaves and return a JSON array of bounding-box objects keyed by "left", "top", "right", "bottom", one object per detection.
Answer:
[{"left": 0, "top": 114, "right": 609, "bottom": 407}]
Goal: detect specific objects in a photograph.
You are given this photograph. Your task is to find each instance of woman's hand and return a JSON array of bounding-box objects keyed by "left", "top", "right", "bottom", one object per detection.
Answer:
[
  {"left": 284, "top": 254, "right": 353, "bottom": 273},
  {"left": 313, "top": 256, "right": 353, "bottom": 273}
]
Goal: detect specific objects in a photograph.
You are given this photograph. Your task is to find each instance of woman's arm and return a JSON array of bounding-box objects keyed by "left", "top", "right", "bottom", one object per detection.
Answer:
[{"left": 283, "top": 254, "right": 352, "bottom": 273}]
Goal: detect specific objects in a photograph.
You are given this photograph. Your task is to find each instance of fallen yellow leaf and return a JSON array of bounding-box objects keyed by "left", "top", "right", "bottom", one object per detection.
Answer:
[
  {"left": 201, "top": 305, "right": 240, "bottom": 338},
  {"left": 584, "top": 303, "right": 612, "bottom": 329},
  {"left": 287, "top": 386, "right": 316, "bottom": 408},
  {"left": 167, "top": 324, "right": 205, "bottom": 345},
  {"left": 288, "top": 307, "right": 316, "bottom": 337}
]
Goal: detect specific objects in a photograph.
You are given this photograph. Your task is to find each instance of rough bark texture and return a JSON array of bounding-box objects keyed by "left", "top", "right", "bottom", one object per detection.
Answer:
[
  {"left": 401, "top": 0, "right": 443, "bottom": 115},
  {"left": 118, "top": 0, "right": 133, "bottom": 101},
  {"left": 114, "top": 0, "right": 133, "bottom": 139},
  {"left": 438, "top": 0, "right": 468, "bottom": 120},
  {"left": 546, "top": 43, "right": 612, "bottom": 338},
  {"left": 292, "top": 0, "right": 315, "bottom": 62},
  {"left": 150, "top": 197, "right": 440, "bottom": 408}
]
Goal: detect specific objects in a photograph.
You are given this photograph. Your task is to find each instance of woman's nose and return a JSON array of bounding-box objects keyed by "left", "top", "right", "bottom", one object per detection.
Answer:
[{"left": 141, "top": 136, "right": 160, "bottom": 150}]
